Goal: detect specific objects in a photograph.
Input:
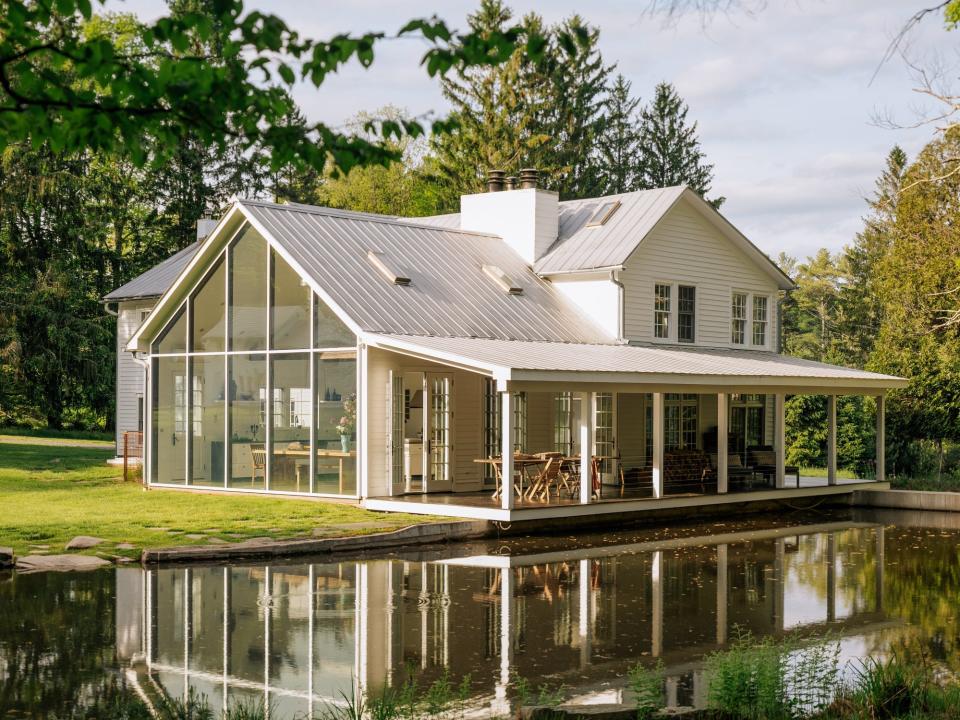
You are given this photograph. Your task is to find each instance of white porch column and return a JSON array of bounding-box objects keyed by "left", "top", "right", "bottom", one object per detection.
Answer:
[
  {"left": 501, "top": 391, "right": 514, "bottom": 510},
  {"left": 775, "top": 393, "right": 786, "bottom": 489},
  {"left": 827, "top": 395, "right": 837, "bottom": 486},
  {"left": 652, "top": 393, "right": 664, "bottom": 499},
  {"left": 717, "top": 393, "right": 729, "bottom": 494},
  {"left": 579, "top": 392, "right": 593, "bottom": 504},
  {"left": 876, "top": 394, "right": 886, "bottom": 483}
]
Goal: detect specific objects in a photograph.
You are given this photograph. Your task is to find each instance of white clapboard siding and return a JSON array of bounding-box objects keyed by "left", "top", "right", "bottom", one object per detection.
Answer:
[
  {"left": 365, "top": 347, "right": 485, "bottom": 497},
  {"left": 622, "top": 200, "right": 780, "bottom": 350},
  {"left": 115, "top": 300, "right": 154, "bottom": 454}
]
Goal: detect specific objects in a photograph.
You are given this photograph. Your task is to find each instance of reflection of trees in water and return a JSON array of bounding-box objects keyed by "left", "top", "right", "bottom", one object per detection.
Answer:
[
  {"left": 868, "top": 527, "right": 960, "bottom": 665},
  {"left": 0, "top": 570, "right": 118, "bottom": 717}
]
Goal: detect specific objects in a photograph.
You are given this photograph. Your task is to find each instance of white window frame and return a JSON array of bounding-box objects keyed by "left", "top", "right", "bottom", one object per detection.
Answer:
[
  {"left": 730, "top": 289, "right": 772, "bottom": 350},
  {"left": 653, "top": 281, "right": 699, "bottom": 345}
]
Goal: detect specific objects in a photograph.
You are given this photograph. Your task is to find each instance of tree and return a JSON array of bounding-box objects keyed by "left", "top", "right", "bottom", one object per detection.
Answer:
[
  {"left": 433, "top": 1, "right": 611, "bottom": 201},
  {"left": 781, "top": 248, "right": 845, "bottom": 362},
  {"left": 0, "top": 0, "right": 565, "bottom": 175},
  {"left": 635, "top": 82, "right": 723, "bottom": 207},
  {"left": 870, "top": 128, "right": 960, "bottom": 477},
  {"left": 597, "top": 74, "right": 642, "bottom": 194}
]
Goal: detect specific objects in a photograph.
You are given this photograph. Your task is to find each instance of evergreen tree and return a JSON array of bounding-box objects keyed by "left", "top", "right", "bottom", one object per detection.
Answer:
[
  {"left": 597, "top": 74, "right": 642, "bottom": 194},
  {"left": 433, "top": 1, "right": 612, "bottom": 202},
  {"left": 635, "top": 82, "right": 723, "bottom": 207}
]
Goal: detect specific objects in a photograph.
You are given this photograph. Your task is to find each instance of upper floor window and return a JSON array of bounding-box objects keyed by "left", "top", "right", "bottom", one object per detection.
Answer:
[
  {"left": 654, "top": 284, "right": 671, "bottom": 339},
  {"left": 731, "top": 293, "right": 747, "bottom": 345},
  {"left": 677, "top": 286, "right": 696, "bottom": 343},
  {"left": 752, "top": 296, "right": 768, "bottom": 346}
]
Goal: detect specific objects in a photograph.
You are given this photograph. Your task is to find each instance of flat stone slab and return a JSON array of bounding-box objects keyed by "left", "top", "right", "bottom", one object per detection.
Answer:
[
  {"left": 17, "top": 554, "right": 111, "bottom": 573},
  {"left": 207, "top": 538, "right": 228, "bottom": 544},
  {"left": 65, "top": 536, "right": 104, "bottom": 550},
  {"left": 0, "top": 547, "right": 13, "bottom": 568},
  {"left": 522, "top": 706, "right": 700, "bottom": 720},
  {"left": 115, "top": 543, "right": 136, "bottom": 550}
]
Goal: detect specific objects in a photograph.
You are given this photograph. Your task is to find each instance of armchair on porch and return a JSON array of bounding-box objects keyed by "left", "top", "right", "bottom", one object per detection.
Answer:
[
  {"left": 748, "top": 446, "right": 801, "bottom": 488},
  {"left": 709, "top": 452, "right": 756, "bottom": 490}
]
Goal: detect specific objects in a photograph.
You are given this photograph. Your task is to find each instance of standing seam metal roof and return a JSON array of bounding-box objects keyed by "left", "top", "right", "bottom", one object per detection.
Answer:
[
  {"left": 240, "top": 200, "right": 611, "bottom": 344},
  {"left": 103, "top": 241, "right": 201, "bottom": 302}
]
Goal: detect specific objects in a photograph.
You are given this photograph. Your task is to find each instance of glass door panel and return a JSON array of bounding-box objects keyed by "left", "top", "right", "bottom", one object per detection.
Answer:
[{"left": 425, "top": 374, "right": 453, "bottom": 493}]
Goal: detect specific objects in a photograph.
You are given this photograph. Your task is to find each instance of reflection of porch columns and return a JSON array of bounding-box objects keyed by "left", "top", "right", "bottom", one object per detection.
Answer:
[
  {"left": 579, "top": 558, "right": 591, "bottom": 668},
  {"left": 827, "top": 395, "right": 837, "bottom": 486},
  {"left": 652, "top": 551, "right": 663, "bottom": 657},
  {"left": 494, "top": 568, "right": 515, "bottom": 714},
  {"left": 652, "top": 393, "right": 664, "bottom": 499},
  {"left": 775, "top": 394, "right": 786, "bottom": 488},
  {"left": 579, "top": 392, "right": 593, "bottom": 504},
  {"left": 826, "top": 532, "right": 836, "bottom": 623},
  {"left": 501, "top": 391, "right": 514, "bottom": 510},
  {"left": 773, "top": 539, "right": 785, "bottom": 630},
  {"left": 876, "top": 525, "right": 885, "bottom": 612},
  {"left": 876, "top": 394, "right": 886, "bottom": 483},
  {"left": 716, "top": 544, "right": 728, "bottom": 645},
  {"left": 717, "top": 393, "right": 729, "bottom": 494}
]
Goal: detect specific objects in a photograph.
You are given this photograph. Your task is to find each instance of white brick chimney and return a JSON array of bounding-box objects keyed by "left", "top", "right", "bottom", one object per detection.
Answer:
[{"left": 460, "top": 185, "right": 559, "bottom": 266}]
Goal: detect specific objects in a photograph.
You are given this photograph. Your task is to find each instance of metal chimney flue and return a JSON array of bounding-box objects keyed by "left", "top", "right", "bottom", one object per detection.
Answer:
[
  {"left": 519, "top": 168, "right": 539, "bottom": 189},
  {"left": 505, "top": 176, "right": 517, "bottom": 191},
  {"left": 486, "top": 170, "right": 506, "bottom": 192}
]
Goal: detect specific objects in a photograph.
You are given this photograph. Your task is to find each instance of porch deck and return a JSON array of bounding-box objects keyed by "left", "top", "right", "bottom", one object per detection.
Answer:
[{"left": 364, "top": 476, "right": 881, "bottom": 522}]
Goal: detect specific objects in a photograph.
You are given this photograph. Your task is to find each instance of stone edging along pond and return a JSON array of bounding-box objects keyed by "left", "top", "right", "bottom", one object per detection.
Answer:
[
  {"left": 140, "top": 519, "right": 492, "bottom": 564},
  {"left": 853, "top": 488, "right": 960, "bottom": 513}
]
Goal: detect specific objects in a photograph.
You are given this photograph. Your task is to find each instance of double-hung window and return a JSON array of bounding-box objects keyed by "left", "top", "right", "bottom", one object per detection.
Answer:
[
  {"left": 731, "top": 293, "right": 747, "bottom": 344},
  {"left": 654, "top": 284, "right": 671, "bottom": 339},
  {"left": 677, "top": 286, "right": 696, "bottom": 343},
  {"left": 731, "top": 292, "right": 770, "bottom": 348},
  {"left": 752, "top": 296, "right": 768, "bottom": 346}
]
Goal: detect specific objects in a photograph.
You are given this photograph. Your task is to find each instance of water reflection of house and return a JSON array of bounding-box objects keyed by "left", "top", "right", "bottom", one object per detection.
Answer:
[{"left": 116, "top": 522, "right": 888, "bottom": 716}]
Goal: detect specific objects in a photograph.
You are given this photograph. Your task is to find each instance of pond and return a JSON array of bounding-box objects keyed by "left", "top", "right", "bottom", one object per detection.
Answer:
[{"left": 2, "top": 507, "right": 960, "bottom": 718}]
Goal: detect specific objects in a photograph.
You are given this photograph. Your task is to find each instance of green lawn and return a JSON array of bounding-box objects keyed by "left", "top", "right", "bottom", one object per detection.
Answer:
[
  {"left": 0, "top": 425, "right": 113, "bottom": 443},
  {"left": 800, "top": 466, "right": 858, "bottom": 479},
  {"left": 0, "top": 438, "right": 429, "bottom": 560}
]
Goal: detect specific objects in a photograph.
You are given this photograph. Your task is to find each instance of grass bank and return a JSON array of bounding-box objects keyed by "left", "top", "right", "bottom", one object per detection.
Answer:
[
  {"left": 0, "top": 437, "right": 429, "bottom": 560},
  {"left": 0, "top": 424, "right": 113, "bottom": 443}
]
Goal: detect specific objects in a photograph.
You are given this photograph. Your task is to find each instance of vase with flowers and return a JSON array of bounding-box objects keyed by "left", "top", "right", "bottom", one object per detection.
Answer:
[{"left": 333, "top": 394, "right": 356, "bottom": 452}]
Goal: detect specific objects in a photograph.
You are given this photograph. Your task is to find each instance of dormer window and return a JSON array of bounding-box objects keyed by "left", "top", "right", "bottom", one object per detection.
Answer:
[{"left": 586, "top": 200, "right": 621, "bottom": 227}]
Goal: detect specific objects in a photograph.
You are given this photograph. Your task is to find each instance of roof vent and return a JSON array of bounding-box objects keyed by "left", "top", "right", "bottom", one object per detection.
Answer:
[
  {"left": 586, "top": 200, "right": 621, "bottom": 227},
  {"left": 505, "top": 176, "right": 518, "bottom": 190},
  {"left": 518, "top": 168, "right": 539, "bottom": 189},
  {"left": 482, "top": 264, "right": 523, "bottom": 295},
  {"left": 367, "top": 250, "right": 411, "bottom": 286}
]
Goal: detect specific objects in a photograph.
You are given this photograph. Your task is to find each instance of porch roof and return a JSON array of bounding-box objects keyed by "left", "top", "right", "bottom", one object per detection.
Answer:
[{"left": 365, "top": 333, "right": 907, "bottom": 391}]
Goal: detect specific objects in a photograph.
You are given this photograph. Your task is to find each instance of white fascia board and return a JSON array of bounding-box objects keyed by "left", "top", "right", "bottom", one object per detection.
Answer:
[
  {"left": 507, "top": 369, "right": 908, "bottom": 392},
  {"left": 237, "top": 202, "right": 365, "bottom": 339},
  {"left": 125, "top": 201, "right": 366, "bottom": 353},
  {"left": 362, "top": 333, "right": 511, "bottom": 380},
  {"left": 679, "top": 189, "right": 795, "bottom": 291},
  {"left": 126, "top": 205, "right": 244, "bottom": 353}
]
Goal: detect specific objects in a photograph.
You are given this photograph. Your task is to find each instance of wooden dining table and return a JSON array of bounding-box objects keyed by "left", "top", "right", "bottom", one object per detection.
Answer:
[{"left": 473, "top": 456, "right": 547, "bottom": 501}]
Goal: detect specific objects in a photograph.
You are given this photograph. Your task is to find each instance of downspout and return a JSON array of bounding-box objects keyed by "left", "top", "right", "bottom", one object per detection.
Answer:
[
  {"left": 610, "top": 270, "right": 625, "bottom": 342},
  {"left": 103, "top": 300, "right": 119, "bottom": 317}
]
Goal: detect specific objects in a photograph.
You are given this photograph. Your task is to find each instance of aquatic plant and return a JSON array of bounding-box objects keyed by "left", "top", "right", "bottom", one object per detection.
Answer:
[
  {"left": 628, "top": 659, "right": 664, "bottom": 720},
  {"left": 704, "top": 629, "right": 841, "bottom": 720}
]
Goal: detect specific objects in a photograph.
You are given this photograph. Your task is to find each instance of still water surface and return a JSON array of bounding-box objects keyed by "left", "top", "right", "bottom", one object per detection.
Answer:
[{"left": 3, "top": 508, "right": 960, "bottom": 717}]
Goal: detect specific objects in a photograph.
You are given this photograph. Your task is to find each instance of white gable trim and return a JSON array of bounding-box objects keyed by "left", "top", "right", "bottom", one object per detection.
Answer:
[{"left": 126, "top": 202, "right": 363, "bottom": 353}]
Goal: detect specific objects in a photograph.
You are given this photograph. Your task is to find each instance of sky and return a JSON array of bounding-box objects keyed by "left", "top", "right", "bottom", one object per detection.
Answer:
[{"left": 111, "top": 0, "right": 958, "bottom": 260}]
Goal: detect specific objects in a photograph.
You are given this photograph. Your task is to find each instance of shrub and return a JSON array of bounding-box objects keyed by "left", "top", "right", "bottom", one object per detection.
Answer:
[{"left": 628, "top": 659, "right": 664, "bottom": 719}]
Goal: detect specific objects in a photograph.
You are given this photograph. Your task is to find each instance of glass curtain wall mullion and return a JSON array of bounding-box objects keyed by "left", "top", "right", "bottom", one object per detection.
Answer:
[
  {"left": 265, "top": 249, "right": 273, "bottom": 491},
  {"left": 309, "top": 294, "right": 316, "bottom": 494},
  {"left": 185, "top": 298, "right": 193, "bottom": 485},
  {"left": 223, "top": 246, "right": 231, "bottom": 489}
]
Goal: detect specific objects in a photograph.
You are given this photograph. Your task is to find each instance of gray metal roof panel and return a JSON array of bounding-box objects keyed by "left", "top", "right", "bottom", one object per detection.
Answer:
[
  {"left": 369, "top": 334, "right": 906, "bottom": 384},
  {"left": 535, "top": 187, "right": 686, "bottom": 274},
  {"left": 103, "top": 241, "right": 201, "bottom": 301},
  {"left": 240, "top": 200, "right": 610, "bottom": 343}
]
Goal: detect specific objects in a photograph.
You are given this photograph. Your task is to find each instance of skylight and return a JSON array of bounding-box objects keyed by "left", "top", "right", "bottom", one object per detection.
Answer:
[
  {"left": 366, "top": 250, "right": 410, "bottom": 286},
  {"left": 586, "top": 200, "right": 621, "bottom": 227},
  {"left": 482, "top": 264, "right": 523, "bottom": 295}
]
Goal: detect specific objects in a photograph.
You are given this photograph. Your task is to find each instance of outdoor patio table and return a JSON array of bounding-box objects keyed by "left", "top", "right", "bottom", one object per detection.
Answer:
[{"left": 473, "top": 457, "right": 546, "bottom": 501}]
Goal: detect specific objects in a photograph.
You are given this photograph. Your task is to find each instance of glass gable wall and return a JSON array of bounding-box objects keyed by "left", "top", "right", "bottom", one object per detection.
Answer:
[{"left": 149, "top": 224, "right": 358, "bottom": 496}]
